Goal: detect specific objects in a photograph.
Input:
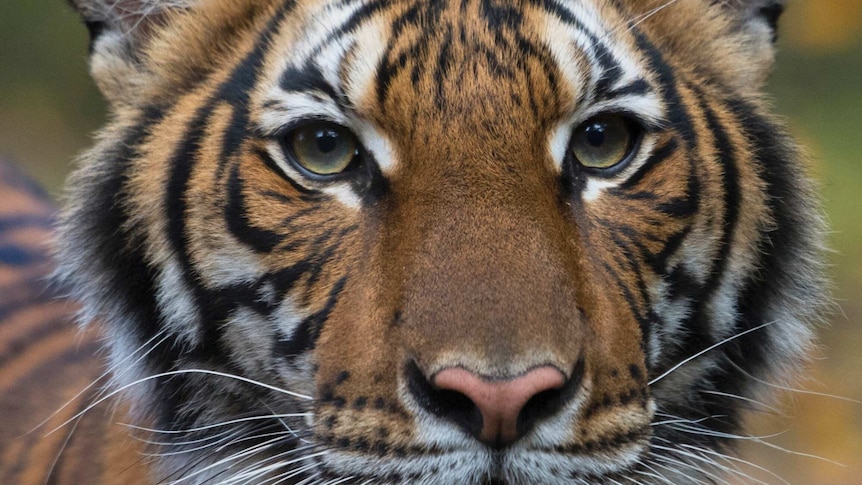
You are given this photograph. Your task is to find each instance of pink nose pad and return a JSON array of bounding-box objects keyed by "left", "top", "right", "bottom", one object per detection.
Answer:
[{"left": 433, "top": 366, "right": 566, "bottom": 445}]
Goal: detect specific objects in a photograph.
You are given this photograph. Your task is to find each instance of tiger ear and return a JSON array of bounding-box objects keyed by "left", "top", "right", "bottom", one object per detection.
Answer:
[
  {"left": 68, "top": 0, "right": 191, "bottom": 106},
  {"left": 716, "top": 0, "right": 786, "bottom": 82}
]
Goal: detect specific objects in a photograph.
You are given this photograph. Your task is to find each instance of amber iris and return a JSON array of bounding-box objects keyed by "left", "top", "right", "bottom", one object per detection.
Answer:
[
  {"left": 570, "top": 115, "right": 636, "bottom": 170},
  {"left": 289, "top": 122, "right": 359, "bottom": 175}
]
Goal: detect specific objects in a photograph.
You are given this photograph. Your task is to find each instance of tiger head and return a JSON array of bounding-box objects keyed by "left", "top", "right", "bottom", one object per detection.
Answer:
[{"left": 59, "top": 0, "right": 828, "bottom": 483}]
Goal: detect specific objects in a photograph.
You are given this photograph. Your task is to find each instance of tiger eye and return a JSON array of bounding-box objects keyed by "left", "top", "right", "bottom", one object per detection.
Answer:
[
  {"left": 570, "top": 115, "right": 637, "bottom": 170},
  {"left": 289, "top": 122, "right": 359, "bottom": 175}
]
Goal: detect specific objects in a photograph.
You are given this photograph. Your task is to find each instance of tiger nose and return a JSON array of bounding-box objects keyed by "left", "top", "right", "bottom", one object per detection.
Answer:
[{"left": 432, "top": 366, "right": 567, "bottom": 446}]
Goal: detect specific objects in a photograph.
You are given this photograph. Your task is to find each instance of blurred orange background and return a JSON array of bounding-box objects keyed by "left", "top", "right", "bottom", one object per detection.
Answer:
[{"left": 1, "top": 1, "right": 859, "bottom": 483}]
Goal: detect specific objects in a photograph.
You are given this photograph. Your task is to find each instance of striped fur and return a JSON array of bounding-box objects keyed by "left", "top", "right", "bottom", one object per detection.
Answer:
[
  {"left": 2, "top": 0, "right": 828, "bottom": 483},
  {"left": 0, "top": 161, "right": 150, "bottom": 484}
]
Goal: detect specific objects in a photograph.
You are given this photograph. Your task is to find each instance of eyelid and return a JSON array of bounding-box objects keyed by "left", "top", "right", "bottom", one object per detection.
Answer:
[
  {"left": 259, "top": 116, "right": 345, "bottom": 141},
  {"left": 583, "top": 110, "right": 661, "bottom": 134}
]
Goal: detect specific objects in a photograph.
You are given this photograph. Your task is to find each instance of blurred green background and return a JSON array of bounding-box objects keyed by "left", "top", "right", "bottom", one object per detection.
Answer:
[{"left": 0, "top": 1, "right": 859, "bottom": 483}]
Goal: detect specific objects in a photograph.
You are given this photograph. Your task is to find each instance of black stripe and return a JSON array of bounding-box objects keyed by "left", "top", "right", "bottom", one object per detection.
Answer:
[
  {"left": 0, "top": 161, "right": 53, "bottom": 201},
  {"left": 225, "top": 165, "right": 285, "bottom": 253},
  {"left": 480, "top": 0, "right": 525, "bottom": 29},
  {"left": 0, "top": 289, "right": 58, "bottom": 322},
  {"left": 305, "top": 241, "right": 341, "bottom": 289},
  {"left": 164, "top": 103, "right": 211, "bottom": 344},
  {"left": 255, "top": 148, "right": 321, "bottom": 199},
  {"left": 698, "top": 92, "right": 742, "bottom": 290},
  {"left": 377, "top": 1, "right": 432, "bottom": 104},
  {"left": 269, "top": 260, "right": 315, "bottom": 299},
  {"left": 209, "top": 281, "right": 276, "bottom": 317},
  {"left": 606, "top": 78, "right": 652, "bottom": 99},
  {"left": 434, "top": 26, "right": 454, "bottom": 109},
  {"left": 331, "top": 0, "right": 397, "bottom": 41},
  {"left": 608, "top": 229, "right": 660, "bottom": 358},
  {"left": 476, "top": 41, "right": 516, "bottom": 80},
  {"left": 280, "top": 63, "right": 342, "bottom": 101},
  {"left": 377, "top": 41, "right": 422, "bottom": 105},
  {"left": 259, "top": 189, "right": 294, "bottom": 204},
  {"left": 512, "top": 32, "right": 559, "bottom": 117},
  {"left": 634, "top": 33, "right": 698, "bottom": 148},
  {"left": 601, "top": 259, "right": 654, "bottom": 351},
  {"left": 593, "top": 54, "right": 624, "bottom": 100},
  {"left": 276, "top": 275, "right": 348, "bottom": 363},
  {"left": 647, "top": 160, "right": 699, "bottom": 274},
  {"left": 479, "top": 0, "right": 532, "bottom": 85},
  {"left": 618, "top": 138, "right": 679, "bottom": 190},
  {"left": 665, "top": 266, "right": 702, "bottom": 304},
  {"left": 0, "top": 215, "right": 55, "bottom": 232},
  {"left": 279, "top": 206, "right": 318, "bottom": 227},
  {"left": 528, "top": 0, "right": 598, "bottom": 35},
  {"left": 648, "top": 225, "right": 693, "bottom": 275},
  {"left": 655, "top": 192, "right": 698, "bottom": 219},
  {"left": 0, "top": 313, "right": 73, "bottom": 369},
  {"left": 0, "top": 244, "right": 43, "bottom": 266}
]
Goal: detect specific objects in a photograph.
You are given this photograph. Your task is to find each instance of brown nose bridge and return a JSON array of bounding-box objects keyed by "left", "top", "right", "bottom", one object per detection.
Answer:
[
  {"left": 387, "top": 144, "right": 587, "bottom": 353},
  {"left": 400, "top": 199, "right": 574, "bottom": 336}
]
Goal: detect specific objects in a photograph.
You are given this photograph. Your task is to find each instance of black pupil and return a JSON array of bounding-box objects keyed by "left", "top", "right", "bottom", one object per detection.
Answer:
[
  {"left": 315, "top": 129, "right": 339, "bottom": 153},
  {"left": 584, "top": 122, "right": 607, "bottom": 147}
]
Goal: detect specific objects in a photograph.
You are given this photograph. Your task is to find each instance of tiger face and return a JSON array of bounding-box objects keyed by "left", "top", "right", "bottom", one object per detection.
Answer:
[{"left": 59, "top": 0, "right": 828, "bottom": 483}]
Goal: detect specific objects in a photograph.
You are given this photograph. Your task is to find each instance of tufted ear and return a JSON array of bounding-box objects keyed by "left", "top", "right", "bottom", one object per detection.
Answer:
[
  {"left": 715, "top": 0, "right": 787, "bottom": 82},
  {"left": 68, "top": 0, "right": 192, "bottom": 106},
  {"left": 717, "top": 0, "right": 786, "bottom": 40}
]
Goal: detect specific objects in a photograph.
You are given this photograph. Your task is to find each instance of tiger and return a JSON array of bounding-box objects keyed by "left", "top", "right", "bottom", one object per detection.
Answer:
[{"left": 0, "top": 0, "right": 830, "bottom": 483}]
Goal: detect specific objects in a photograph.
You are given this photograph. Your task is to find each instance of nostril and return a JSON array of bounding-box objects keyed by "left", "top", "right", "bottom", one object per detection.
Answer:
[
  {"left": 518, "top": 387, "right": 565, "bottom": 436},
  {"left": 517, "top": 357, "right": 585, "bottom": 437},
  {"left": 405, "top": 360, "right": 484, "bottom": 438}
]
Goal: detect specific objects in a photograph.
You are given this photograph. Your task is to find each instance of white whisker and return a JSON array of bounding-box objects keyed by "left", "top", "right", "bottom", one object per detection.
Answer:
[
  {"left": 30, "top": 330, "right": 170, "bottom": 436},
  {"left": 649, "top": 320, "right": 778, "bottom": 386},
  {"left": 120, "top": 413, "right": 311, "bottom": 435},
  {"left": 48, "top": 368, "right": 312, "bottom": 436},
  {"left": 727, "top": 358, "right": 862, "bottom": 405},
  {"left": 627, "top": 0, "right": 681, "bottom": 31},
  {"left": 699, "top": 390, "right": 786, "bottom": 415},
  {"left": 679, "top": 443, "right": 792, "bottom": 485}
]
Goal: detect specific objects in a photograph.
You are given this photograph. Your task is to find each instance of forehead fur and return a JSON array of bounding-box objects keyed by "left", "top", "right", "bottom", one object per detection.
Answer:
[
  {"left": 137, "top": 0, "right": 285, "bottom": 96},
  {"left": 134, "top": 0, "right": 768, "bottom": 103}
]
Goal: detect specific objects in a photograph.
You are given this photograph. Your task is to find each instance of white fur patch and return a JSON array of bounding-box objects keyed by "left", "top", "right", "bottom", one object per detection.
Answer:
[
  {"left": 155, "top": 258, "right": 201, "bottom": 346},
  {"left": 258, "top": 92, "right": 348, "bottom": 136}
]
